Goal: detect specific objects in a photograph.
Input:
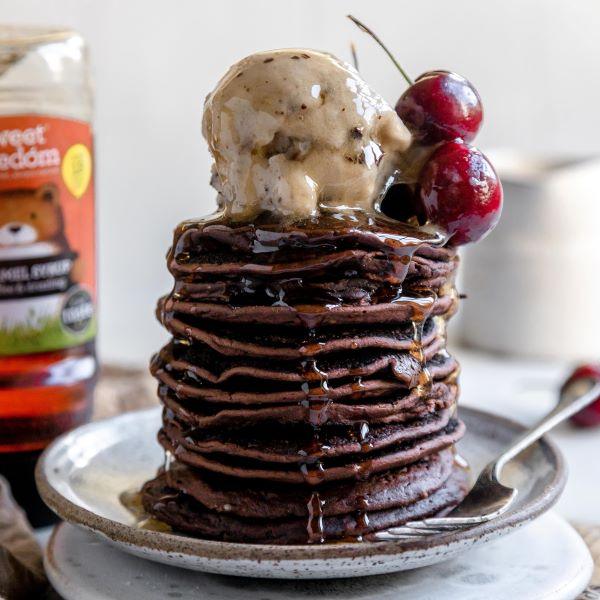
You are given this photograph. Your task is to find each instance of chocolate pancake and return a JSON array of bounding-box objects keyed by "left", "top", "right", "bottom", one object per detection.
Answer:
[
  {"left": 159, "top": 292, "right": 456, "bottom": 327},
  {"left": 152, "top": 349, "right": 455, "bottom": 404},
  {"left": 160, "top": 380, "right": 458, "bottom": 428},
  {"left": 155, "top": 449, "right": 456, "bottom": 519},
  {"left": 158, "top": 419, "right": 465, "bottom": 484},
  {"left": 142, "top": 463, "right": 469, "bottom": 544},
  {"left": 158, "top": 310, "right": 448, "bottom": 359},
  {"left": 172, "top": 275, "right": 452, "bottom": 309},
  {"left": 153, "top": 338, "right": 446, "bottom": 384},
  {"left": 141, "top": 215, "right": 468, "bottom": 544},
  {"left": 167, "top": 216, "right": 451, "bottom": 283},
  {"left": 162, "top": 408, "right": 455, "bottom": 463}
]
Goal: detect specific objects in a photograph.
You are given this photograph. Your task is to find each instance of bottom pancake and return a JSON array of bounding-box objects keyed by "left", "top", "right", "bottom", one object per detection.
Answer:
[
  {"left": 141, "top": 462, "right": 469, "bottom": 544},
  {"left": 157, "top": 449, "right": 457, "bottom": 519}
]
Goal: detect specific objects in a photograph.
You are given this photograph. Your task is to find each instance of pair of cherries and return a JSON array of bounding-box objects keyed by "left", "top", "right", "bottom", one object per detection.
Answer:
[
  {"left": 348, "top": 15, "right": 502, "bottom": 246},
  {"left": 396, "top": 72, "right": 599, "bottom": 426},
  {"left": 386, "top": 70, "right": 502, "bottom": 246}
]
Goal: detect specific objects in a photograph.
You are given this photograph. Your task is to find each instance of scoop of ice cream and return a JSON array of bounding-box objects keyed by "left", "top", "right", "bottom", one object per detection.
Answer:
[{"left": 202, "top": 49, "right": 412, "bottom": 221}]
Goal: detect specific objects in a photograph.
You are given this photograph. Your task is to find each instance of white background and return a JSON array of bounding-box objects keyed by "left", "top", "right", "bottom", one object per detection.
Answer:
[{"left": 3, "top": 0, "right": 600, "bottom": 365}]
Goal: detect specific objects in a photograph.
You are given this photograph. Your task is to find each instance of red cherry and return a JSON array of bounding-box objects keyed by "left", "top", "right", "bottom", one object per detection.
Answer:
[
  {"left": 562, "top": 364, "right": 600, "bottom": 428},
  {"left": 418, "top": 141, "right": 502, "bottom": 245},
  {"left": 396, "top": 71, "right": 483, "bottom": 143}
]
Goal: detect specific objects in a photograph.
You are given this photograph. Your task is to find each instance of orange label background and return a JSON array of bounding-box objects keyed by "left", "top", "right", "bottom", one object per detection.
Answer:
[{"left": 0, "top": 114, "right": 95, "bottom": 295}]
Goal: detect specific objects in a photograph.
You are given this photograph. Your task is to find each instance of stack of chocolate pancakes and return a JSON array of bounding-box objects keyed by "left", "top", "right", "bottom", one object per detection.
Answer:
[{"left": 141, "top": 211, "right": 469, "bottom": 544}]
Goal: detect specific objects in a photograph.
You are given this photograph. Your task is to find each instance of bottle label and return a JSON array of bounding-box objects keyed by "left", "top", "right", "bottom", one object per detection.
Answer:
[{"left": 0, "top": 115, "right": 95, "bottom": 355}]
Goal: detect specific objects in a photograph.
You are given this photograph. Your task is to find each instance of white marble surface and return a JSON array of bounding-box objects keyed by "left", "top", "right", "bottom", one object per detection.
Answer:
[
  {"left": 45, "top": 514, "right": 592, "bottom": 600},
  {"left": 458, "top": 348, "right": 599, "bottom": 524}
]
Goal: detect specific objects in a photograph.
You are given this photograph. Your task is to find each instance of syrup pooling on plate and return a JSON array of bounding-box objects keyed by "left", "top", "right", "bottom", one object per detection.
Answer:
[
  {"left": 120, "top": 453, "right": 178, "bottom": 532},
  {"left": 119, "top": 489, "right": 172, "bottom": 533}
]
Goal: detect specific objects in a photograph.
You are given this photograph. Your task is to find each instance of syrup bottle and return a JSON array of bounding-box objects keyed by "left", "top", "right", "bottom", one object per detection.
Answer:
[{"left": 0, "top": 26, "right": 97, "bottom": 526}]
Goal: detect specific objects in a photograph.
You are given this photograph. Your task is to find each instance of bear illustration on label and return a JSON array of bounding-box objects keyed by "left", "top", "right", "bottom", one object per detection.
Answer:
[
  {"left": 0, "top": 183, "right": 71, "bottom": 260},
  {"left": 0, "top": 183, "right": 91, "bottom": 342}
]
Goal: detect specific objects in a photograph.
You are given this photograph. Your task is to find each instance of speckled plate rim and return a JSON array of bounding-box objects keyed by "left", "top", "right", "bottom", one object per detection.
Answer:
[{"left": 35, "top": 406, "right": 567, "bottom": 563}]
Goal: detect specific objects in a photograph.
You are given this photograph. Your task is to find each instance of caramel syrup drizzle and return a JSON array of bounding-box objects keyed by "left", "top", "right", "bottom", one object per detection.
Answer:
[
  {"left": 298, "top": 347, "right": 330, "bottom": 543},
  {"left": 295, "top": 292, "right": 439, "bottom": 543},
  {"left": 158, "top": 214, "right": 453, "bottom": 544}
]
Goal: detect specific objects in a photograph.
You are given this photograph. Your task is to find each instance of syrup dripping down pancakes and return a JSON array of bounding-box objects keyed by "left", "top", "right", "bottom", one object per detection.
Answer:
[{"left": 141, "top": 213, "right": 469, "bottom": 543}]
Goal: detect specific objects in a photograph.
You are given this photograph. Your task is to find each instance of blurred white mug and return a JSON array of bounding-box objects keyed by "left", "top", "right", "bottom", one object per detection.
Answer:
[{"left": 459, "top": 151, "right": 600, "bottom": 361}]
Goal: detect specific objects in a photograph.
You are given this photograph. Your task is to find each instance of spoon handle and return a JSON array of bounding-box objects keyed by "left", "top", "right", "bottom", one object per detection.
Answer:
[{"left": 494, "top": 380, "right": 600, "bottom": 474}]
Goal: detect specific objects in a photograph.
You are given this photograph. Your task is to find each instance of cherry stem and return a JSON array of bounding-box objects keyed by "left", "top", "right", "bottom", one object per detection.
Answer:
[
  {"left": 350, "top": 41, "right": 359, "bottom": 71},
  {"left": 347, "top": 15, "right": 413, "bottom": 86}
]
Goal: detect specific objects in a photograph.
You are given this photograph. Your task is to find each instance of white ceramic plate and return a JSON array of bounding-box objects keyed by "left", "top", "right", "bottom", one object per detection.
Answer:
[
  {"left": 36, "top": 407, "right": 566, "bottom": 579},
  {"left": 44, "top": 515, "right": 593, "bottom": 600}
]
